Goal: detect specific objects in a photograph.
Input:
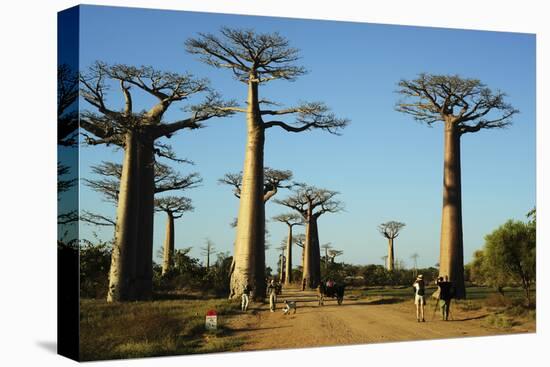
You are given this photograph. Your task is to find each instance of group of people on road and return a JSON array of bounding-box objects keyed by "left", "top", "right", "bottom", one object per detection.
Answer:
[
  {"left": 412, "top": 274, "right": 454, "bottom": 322},
  {"left": 241, "top": 279, "right": 282, "bottom": 312}
]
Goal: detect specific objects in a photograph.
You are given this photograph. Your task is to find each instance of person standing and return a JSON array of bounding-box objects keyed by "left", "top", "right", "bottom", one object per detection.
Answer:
[
  {"left": 413, "top": 274, "right": 426, "bottom": 322},
  {"left": 267, "top": 279, "right": 277, "bottom": 312},
  {"left": 437, "top": 275, "right": 453, "bottom": 321},
  {"left": 241, "top": 282, "right": 252, "bottom": 312}
]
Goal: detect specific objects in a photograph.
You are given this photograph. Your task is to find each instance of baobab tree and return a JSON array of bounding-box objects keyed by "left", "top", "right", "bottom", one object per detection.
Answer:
[
  {"left": 155, "top": 196, "right": 194, "bottom": 275},
  {"left": 188, "top": 28, "right": 349, "bottom": 299},
  {"left": 327, "top": 249, "right": 344, "bottom": 264},
  {"left": 80, "top": 62, "right": 234, "bottom": 301},
  {"left": 219, "top": 167, "right": 293, "bottom": 298},
  {"left": 276, "top": 244, "right": 287, "bottom": 282},
  {"left": 284, "top": 233, "right": 306, "bottom": 272},
  {"left": 321, "top": 242, "right": 333, "bottom": 271},
  {"left": 378, "top": 221, "right": 406, "bottom": 271},
  {"left": 381, "top": 255, "right": 389, "bottom": 268},
  {"left": 272, "top": 213, "right": 303, "bottom": 284},
  {"left": 396, "top": 73, "right": 518, "bottom": 298},
  {"left": 201, "top": 239, "right": 217, "bottom": 270},
  {"left": 275, "top": 183, "right": 344, "bottom": 289}
]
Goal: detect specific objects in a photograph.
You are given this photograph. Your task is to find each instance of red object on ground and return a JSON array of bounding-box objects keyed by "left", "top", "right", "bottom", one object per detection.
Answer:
[{"left": 206, "top": 310, "right": 217, "bottom": 316}]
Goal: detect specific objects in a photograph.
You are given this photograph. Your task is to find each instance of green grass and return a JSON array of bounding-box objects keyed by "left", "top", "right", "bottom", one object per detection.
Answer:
[{"left": 80, "top": 298, "right": 244, "bottom": 361}]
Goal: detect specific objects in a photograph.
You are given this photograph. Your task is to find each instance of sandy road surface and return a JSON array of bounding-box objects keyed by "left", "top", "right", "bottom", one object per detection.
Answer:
[{"left": 227, "top": 288, "right": 534, "bottom": 351}]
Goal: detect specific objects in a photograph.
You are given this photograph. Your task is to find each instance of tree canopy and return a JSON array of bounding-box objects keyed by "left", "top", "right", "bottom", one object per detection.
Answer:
[
  {"left": 396, "top": 73, "right": 518, "bottom": 133},
  {"left": 274, "top": 183, "right": 344, "bottom": 219}
]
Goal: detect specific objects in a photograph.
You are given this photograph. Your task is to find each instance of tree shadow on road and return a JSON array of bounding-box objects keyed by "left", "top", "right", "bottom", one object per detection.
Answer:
[
  {"left": 448, "top": 314, "right": 489, "bottom": 322},
  {"left": 365, "top": 297, "right": 405, "bottom": 305}
]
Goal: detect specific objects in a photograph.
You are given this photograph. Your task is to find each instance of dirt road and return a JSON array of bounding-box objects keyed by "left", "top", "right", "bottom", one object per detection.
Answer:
[{"left": 227, "top": 288, "right": 534, "bottom": 351}]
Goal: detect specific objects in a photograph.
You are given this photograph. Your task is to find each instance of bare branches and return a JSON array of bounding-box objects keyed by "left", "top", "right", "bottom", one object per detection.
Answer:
[
  {"left": 58, "top": 162, "right": 76, "bottom": 194},
  {"left": 186, "top": 27, "right": 306, "bottom": 83},
  {"left": 81, "top": 211, "right": 116, "bottom": 226},
  {"left": 274, "top": 183, "right": 344, "bottom": 218},
  {"left": 263, "top": 101, "right": 349, "bottom": 135},
  {"left": 58, "top": 64, "right": 79, "bottom": 146},
  {"left": 80, "top": 62, "right": 235, "bottom": 143},
  {"left": 218, "top": 172, "right": 243, "bottom": 199},
  {"left": 154, "top": 169, "right": 202, "bottom": 194},
  {"left": 219, "top": 167, "right": 293, "bottom": 202},
  {"left": 155, "top": 196, "right": 194, "bottom": 218},
  {"left": 153, "top": 92, "right": 238, "bottom": 139},
  {"left": 84, "top": 161, "right": 121, "bottom": 203},
  {"left": 272, "top": 213, "right": 304, "bottom": 227},
  {"left": 378, "top": 221, "right": 406, "bottom": 240},
  {"left": 396, "top": 73, "right": 518, "bottom": 132},
  {"left": 85, "top": 160, "right": 201, "bottom": 203}
]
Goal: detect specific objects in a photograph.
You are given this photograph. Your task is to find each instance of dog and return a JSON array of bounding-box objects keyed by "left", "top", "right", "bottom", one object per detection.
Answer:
[{"left": 282, "top": 300, "right": 297, "bottom": 315}]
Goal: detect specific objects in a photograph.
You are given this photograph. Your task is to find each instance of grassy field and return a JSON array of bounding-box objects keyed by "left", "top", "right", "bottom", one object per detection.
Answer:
[{"left": 79, "top": 297, "right": 243, "bottom": 361}]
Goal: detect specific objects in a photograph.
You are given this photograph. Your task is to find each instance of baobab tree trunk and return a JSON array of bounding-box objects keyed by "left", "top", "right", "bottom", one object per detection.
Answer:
[
  {"left": 161, "top": 212, "right": 175, "bottom": 275},
  {"left": 284, "top": 226, "right": 293, "bottom": 284},
  {"left": 439, "top": 120, "right": 466, "bottom": 299},
  {"left": 303, "top": 216, "right": 321, "bottom": 289},
  {"left": 279, "top": 254, "right": 285, "bottom": 282},
  {"left": 230, "top": 77, "right": 266, "bottom": 300},
  {"left": 387, "top": 238, "right": 395, "bottom": 271},
  {"left": 107, "top": 132, "right": 140, "bottom": 302},
  {"left": 135, "top": 138, "right": 155, "bottom": 300}
]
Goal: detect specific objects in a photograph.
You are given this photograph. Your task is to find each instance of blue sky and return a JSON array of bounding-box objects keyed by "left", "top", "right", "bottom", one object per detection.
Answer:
[{"left": 65, "top": 5, "right": 536, "bottom": 270}]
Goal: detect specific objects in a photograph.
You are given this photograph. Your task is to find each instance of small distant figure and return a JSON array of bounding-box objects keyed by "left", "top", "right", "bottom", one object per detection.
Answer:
[
  {"left": 413, "top": 274, "right": 426, "bottom": 322},
  {"left": 267, "top": 279, "right": 277, "bottom": 312},
  {"left": 302, "top": 278, "right": 307, "bottom": 291},
  {"left": 241, "top": 282, "right": 252, "bottom": 312},
  {"left": 282, "top": 300, "right": 297, "bottom": 315},
  {"left": 436, "top": 275, "right": 453, "bottom": 321},
  {"left": 317, "top": 284, "right": 325, "bottom": 306}
]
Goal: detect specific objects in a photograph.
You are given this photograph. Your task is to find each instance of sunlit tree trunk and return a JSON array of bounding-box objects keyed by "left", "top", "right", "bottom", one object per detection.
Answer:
[
  {"left": 162, "top": 212, "right": 175, "bottom": 275},
  {"left": 439, "top": 119, "right": 466, "bottom": 298},
  {"left": 284, "top": 226, "right": 293, "bottom": 284},
  {"left": 107, "top": 132, "right": 140, "bottom": 302},
  {"left": 230, "top": 77, "right": 266, "bottom": 300}
]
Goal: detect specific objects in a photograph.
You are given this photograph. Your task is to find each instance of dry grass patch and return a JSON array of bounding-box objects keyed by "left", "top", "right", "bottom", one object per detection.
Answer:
[{"left": 80, "top": 298, "right": 243, "bottom": 361}]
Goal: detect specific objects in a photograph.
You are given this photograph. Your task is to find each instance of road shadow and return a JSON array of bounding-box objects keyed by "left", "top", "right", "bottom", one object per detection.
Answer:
[
  {"left": 448, "top": 314, "right": 489, "bottom": 322},
  {"left": 365, "top": 297, "right": 404, "bottom": 305},
  {"left": 232, "top": 325, "right": 291, "bottom": 332},
  {"left": 36, "top": 341, "right": 57, "bottom": 354}
]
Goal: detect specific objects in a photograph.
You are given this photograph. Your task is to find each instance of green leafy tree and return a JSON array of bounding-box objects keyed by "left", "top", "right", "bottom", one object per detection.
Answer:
[{"left": 484, "top": 220, "right": 536, "bottom": 305}]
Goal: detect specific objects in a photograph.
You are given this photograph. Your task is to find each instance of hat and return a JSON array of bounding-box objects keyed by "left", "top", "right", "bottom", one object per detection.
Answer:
[{"left": 416, "top": 274, "right": 423, "bottom": 279}]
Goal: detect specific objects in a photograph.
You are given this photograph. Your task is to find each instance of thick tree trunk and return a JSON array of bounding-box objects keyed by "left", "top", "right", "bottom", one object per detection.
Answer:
[
  {"left": 161, "top": 212, "right": 175, "bottom": 275},
  {"left": 284, "top": 226, "right": 293, "bottom": 284},
  {"left": 279, "top": 253, "right": 285, "bottom": 282},
  {"left": 135, "top": 138, "right": 155, "bottom": 300},
  {"left": 229, "top": 78, "right": 266, "bottom": 300},
  {"left": 387, "top": 238, "right": 395, "bottom": 271},
  {"left": 303, "top": 216, "right": 321, "bottom": 289},
  {"left": 107, "top": 132, "right": 140, "bottom": 302},
  {"left": 439, "top": 120, "right": 466, "bottom": 299}
]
